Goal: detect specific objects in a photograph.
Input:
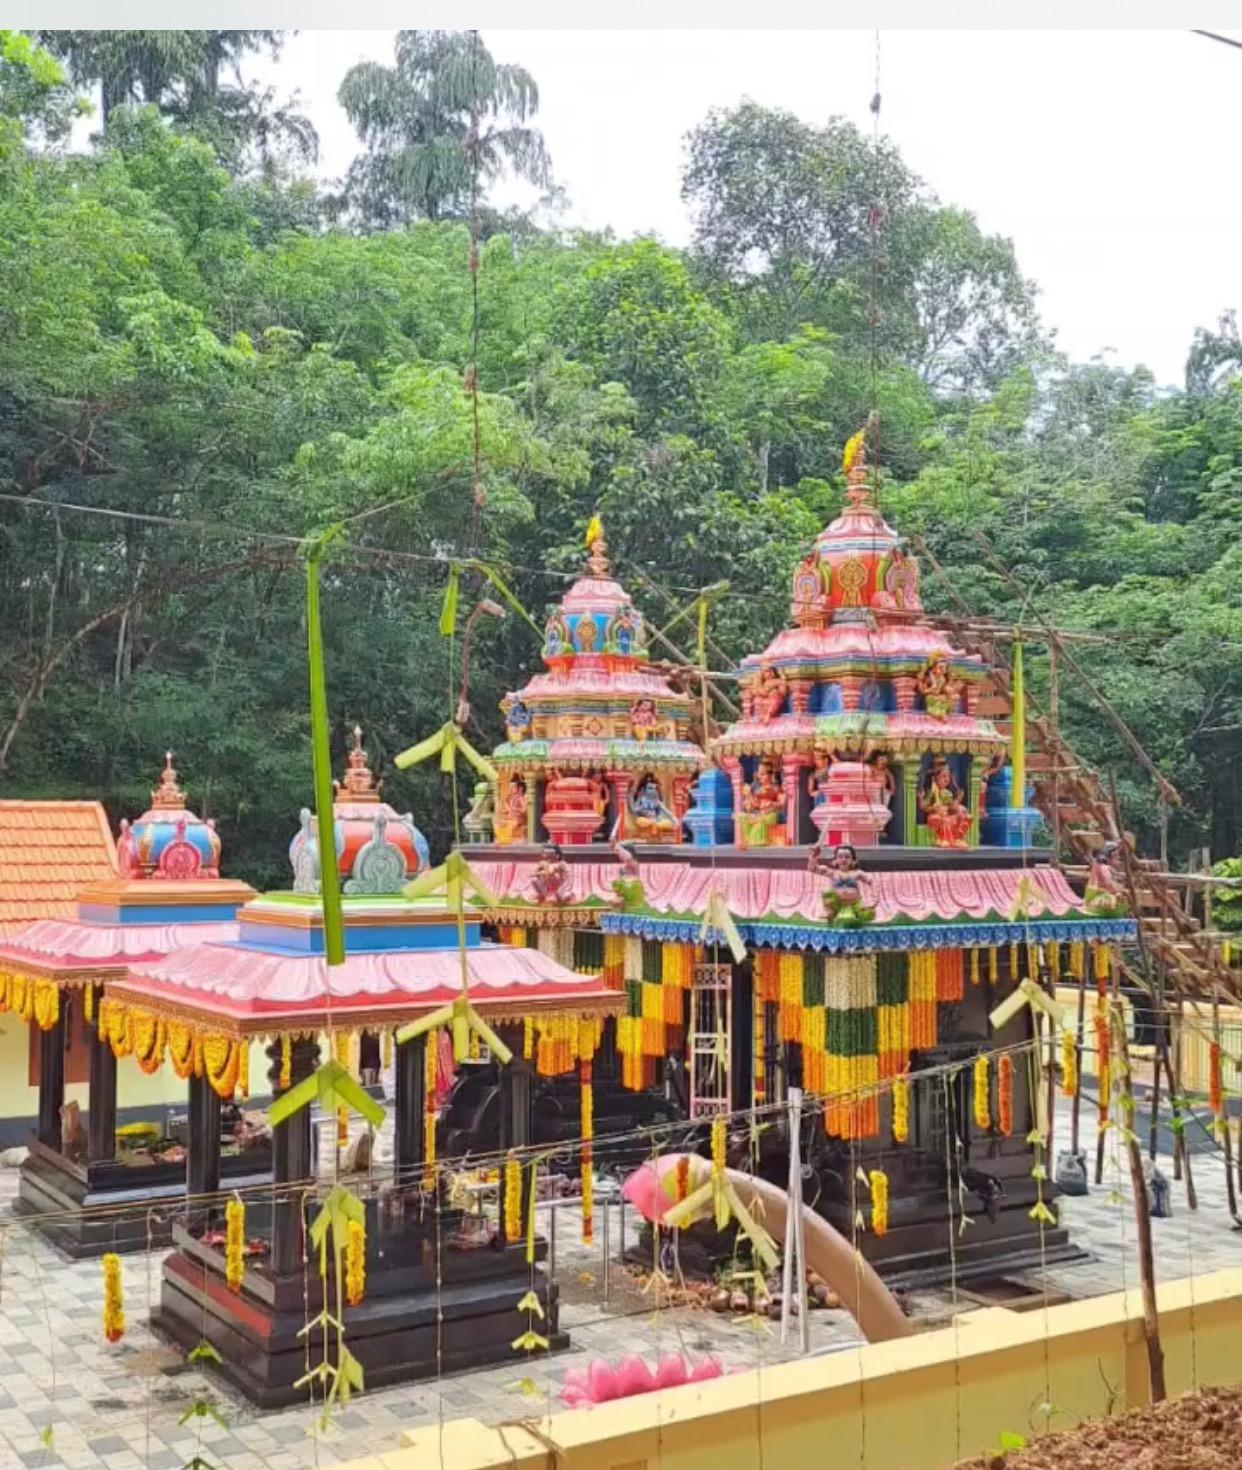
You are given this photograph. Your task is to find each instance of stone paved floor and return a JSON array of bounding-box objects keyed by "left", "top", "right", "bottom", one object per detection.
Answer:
[{"left": 1, "top": 1099, "right": 1239, "bottom": 1470}]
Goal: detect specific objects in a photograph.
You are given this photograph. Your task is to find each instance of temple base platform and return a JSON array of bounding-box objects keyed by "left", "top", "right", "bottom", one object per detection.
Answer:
[
  {"left": 14, "top": 1138, "right": 272, "bottom": 1259},
  {"left": 153, "top": 1203, "right": 567, "bottom": 1409}
]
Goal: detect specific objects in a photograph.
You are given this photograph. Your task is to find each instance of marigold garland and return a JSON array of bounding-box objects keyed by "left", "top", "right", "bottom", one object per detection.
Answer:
[
  {"left": 334, "top": 1032, "right": 351, "bottom": 1147},
  {"left": 997, "top": 1055, "right": 1013, "bottom": 1137},
  {"left": 1061, "top": 1027, "right": 1078, "bottom": 1100},
  {"left": 869, "top": 1169, "right": 889, "bottom": 1236},
  {"left": 202, "top": 1034, "right": 239, "bottom": 1099},
  {"left": 988, "top": 946, "right": 999, "bottom": 985},
  {"left": 1094, "top": 1006, "right": 1111, "bottom": 1125},
  {"left": 84, "top": 981, "right": 96, "bottom": 1025},
  {"left": 503, "top": 1154, "right": 523, "bottom": 1244},
  {"left": 891, "top": 1077, "right": 909, "bottom": 1144},
  {"left": 101, "top": 1253, "right": 124, "bottom": 1343},
  {"left": 676, "top": 1154, "right": 690, "bottom": 1202},
  {"left": 580, "top": 1058, "right": 594, "bottom": 1245},
  {"left": 422, "top": 1029, "right": 437, "bottom": 1190},
  {"left": 32, "top": 979, "right": 58, "bottom": 1031},
  {"left": 280, "top": 1032, "right": 292, "bottom": 1090},
  {"left": 345, "top": 1218, "right": 366, "bottom": 1306},
  {"left": 523, "top": 1015, "right": 534, "bottom": 1060},
  {"left": 753, "top": 990, "right": 767, "bottom": 1105},
  {"left": 1209, "top": 1041, "right": 1223, "bottom": 1118},
  {"left": 711, "top": 1116, "right": 726, "bottom": 1176},
  {"left": 382, "top": 1028, "right": 392, "bottom": 1071},
  {"left": 225, "top": 1197, "right": 245, "bottom": 1292},
  {"left": 973, "top": 1053, "right": 991, "bottom": 1132}
]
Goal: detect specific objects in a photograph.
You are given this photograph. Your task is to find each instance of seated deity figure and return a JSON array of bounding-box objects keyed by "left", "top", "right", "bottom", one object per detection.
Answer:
[
  {"left": 753, "top": 663, "right": 789, "bottom": 723},
  {"left": 810, "top": 842, "right": 876, "bottom": 926},
  {"left": 919, "top": 758, "right": 972, "bottom": 848},
  {"left": 496, "top": 775, "right": 528, "bottom": 844},
  {"left": 531, "top": 844, "right": 570, "bottom": 904},
  {"left": 628, "top": 773, "right": 678, "bottom": 841},
  {"left": 739, "top": 758, "right": 787, "bottom": 847},
  {"left": 917, "top": 653, "right": 954, "bottom": 720}
]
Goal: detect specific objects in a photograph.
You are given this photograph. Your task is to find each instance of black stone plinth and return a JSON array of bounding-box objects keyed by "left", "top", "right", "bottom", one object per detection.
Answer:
[
  {"left": 14, "top": 1138, "right": 272, "bottom": 1258},
  {"left": 153, "top": 1203, "right": 567, "bottom": 1409}
]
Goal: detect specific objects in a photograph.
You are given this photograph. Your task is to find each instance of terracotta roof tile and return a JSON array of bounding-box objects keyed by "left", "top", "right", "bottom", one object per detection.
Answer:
[{"left": 0, "top": 801, "right": 117, "bottom": 935}]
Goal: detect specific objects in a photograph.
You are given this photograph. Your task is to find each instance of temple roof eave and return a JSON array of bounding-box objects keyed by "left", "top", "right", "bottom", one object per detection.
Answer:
[{"left": 493, "top": 737, "right": 706, "bottom": 773}]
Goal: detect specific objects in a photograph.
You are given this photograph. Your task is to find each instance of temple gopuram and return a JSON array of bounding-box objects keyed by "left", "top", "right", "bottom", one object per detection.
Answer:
[{"left": 468, "top": 440, "right": 1136, "bottom": 1285}]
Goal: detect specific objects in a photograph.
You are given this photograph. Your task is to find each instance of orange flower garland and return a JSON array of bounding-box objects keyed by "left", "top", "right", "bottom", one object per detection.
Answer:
[
  {"left": 580, "top": 1058, "right": 594, "bottom": 1245},
  {"left": 503, "top": 1154, "right": 523, "bottom": 1244},
  {"left": 102, "top": 1253, "right": 124, "bottom": 1343},
  {"left": 1094, "top": 1007, "right": 1111, "bottom": 1125},
  {"left": 997, "top": 1055, "right": 1013, "bottom": 1137},
  {"left": 1209, "top": 1041, "right": 1223, "bottom": 1119},
  {"left": 422, "top": 1030, "right": 437, "bottom": 1190}
]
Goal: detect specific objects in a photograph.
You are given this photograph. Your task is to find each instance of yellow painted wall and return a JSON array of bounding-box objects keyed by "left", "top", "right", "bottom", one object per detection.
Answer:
[
  {"left": 0, "top": 1020, "right": 270, "bottom": 1137},
  {"left": 355, "top": 1269, "right": 1242, "bottom": 1470}
]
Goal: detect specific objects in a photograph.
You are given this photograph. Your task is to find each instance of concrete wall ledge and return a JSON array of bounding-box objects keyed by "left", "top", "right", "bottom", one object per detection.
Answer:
[{"left": 340, "top": 1268, "right": 1242, "bottom": 1470}]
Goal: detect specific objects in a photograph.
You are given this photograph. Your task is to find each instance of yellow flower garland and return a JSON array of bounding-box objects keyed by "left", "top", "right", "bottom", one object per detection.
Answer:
[
  {"left": 973, "top": 1054, "right": 990, "bottom": 1132},
  {"left": 422, "top": 1029, "right": 437, "bottom": 1190},
  {"left": 225, "top": 1198, "right": 245, "bottom": 1292},
  {"left": 280, "top": 1032, "right": 292, "bottom": 1089},
  {"left": 345, "top": 1218, "right": 366, "bottom": 1306},
  {"left": 102, "top": 1253, "right": 124, "bottom": 1343},
  {"left": 503, "top": 1154, "right": 523, "bottom": 1244},
  {"left": 202, "top": 1034, "right": 239, "bottom": 1099},
  {"left": 869, "top": 1169, "right": 889, "bottom": 1236},
  {"left": 32, "top": 980, "right": 58, "bottom": 1031},
  {"left": 1060, "top": 1027, "right": 1077, "bottom": 1099},
  {"left": 891, "top": 1077, "right": 909, "bottom": 1144}
]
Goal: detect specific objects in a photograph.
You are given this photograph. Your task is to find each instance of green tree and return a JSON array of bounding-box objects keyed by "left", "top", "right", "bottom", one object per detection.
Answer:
[{"left": 338, "top": 30, "right": 550, "bottom": 228}]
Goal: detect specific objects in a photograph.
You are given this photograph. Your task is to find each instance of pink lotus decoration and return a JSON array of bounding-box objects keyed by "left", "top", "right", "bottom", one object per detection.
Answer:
[{"left": 561, "top": 1352, "right": 723, "bottom": 1407}]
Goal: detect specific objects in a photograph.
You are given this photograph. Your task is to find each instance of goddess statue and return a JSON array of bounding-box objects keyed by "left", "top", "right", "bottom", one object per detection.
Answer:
[
  {"left": 807, "top": 747, "right": 835, "bottom": 807},
  {"left": 917, "top": 654, "right": 954, "bottom": 720},
  {"left": 1084, "top": 841, "right": 1128, "bottom": 916},
  {"left": 505, "top": 698, "right": 532, "bottom": 744},
  {"left": 920, "top": 759, "right": 972, "bottom": 848},
  {"left": 496, "top": 775, "right": 528, "bottom": 844},
  {"left": 753, "top": 663, "right": 788, "bottom": 723},
  {"left": 531, "top": 844, "right": 570, "bottom": 905},
  {"left": 739, "top": 759, "right": 787, "bottom": 847}
]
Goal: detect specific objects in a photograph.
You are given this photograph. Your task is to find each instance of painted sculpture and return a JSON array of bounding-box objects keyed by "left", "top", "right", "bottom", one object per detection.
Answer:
[
  {"left": 491, "top": 518, "right": 705, "bottom": 845},
  {"left": 919, "top": 758, "right": 973, "bottom": 849},
  {"left": 118, "top": 753, "right": 221, "bottom": 879},
  {"left": 810, "top": 842, "right": 875, "bottom": 925}
]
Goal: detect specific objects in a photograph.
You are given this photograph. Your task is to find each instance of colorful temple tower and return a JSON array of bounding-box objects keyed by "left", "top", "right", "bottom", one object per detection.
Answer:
[
  {"left": 470, "top": 434, "right": 1136, "bottom": 1285},
  {"left": 491, "top": 524, "right": 705, "bottom": 847},
  {"left": 710, "top": 442, "right": 1007, "bottom": 851},
  {"left": 0, "top": 755, "right": 257, "bottom": 1255}
]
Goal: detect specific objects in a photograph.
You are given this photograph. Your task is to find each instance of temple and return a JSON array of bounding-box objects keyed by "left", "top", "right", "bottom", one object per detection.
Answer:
[{"left": 467, "top": 442, "right": 1136, "bottom": 1285}]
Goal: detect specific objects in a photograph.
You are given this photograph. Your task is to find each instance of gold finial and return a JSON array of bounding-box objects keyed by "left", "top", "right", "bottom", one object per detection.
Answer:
[
  {"left": 584, "top": 514, "right": 609, "bottom": 577},
  {"left": 842, "top": 420, "right": 877, "bottom": 510},
  {"left": 151, "top": 751, "right": 186, "bottom": 809},
  {"left": 336, "top": 724, "right": 379, "bottom": 803}
]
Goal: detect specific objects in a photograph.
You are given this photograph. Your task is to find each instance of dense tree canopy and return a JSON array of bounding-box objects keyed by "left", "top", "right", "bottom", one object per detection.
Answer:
[{"left": 1, "top": 30, "right": 1239, "bottom": 886}]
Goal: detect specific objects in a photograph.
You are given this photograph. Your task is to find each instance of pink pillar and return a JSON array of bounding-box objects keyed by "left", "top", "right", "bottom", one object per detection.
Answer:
[
  {"left": 839, "top": 676, "right": 864, "bottom": 712},
  {"left": 789, "top": 680, "right": 813, "bottom": 715},
  {"left": 780, "top": 754, "right": 809, "bottom": 846},
  {"left": 671, "top": 773, "right": 692, "bottom": 840},
  {"left": 893, "top": 676, "right": 917, "bottom": 713}
]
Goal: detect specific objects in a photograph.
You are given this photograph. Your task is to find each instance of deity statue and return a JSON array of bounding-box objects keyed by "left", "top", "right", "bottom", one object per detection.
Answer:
[
  {"left": 610, "top": 839, "right": 645, "bottom": 908},
  {"left": 505, "top": 697, "right": 532, "bottom": 744},
  {"left": 462, "top": 780, "right": 494, "bottom": 843},
  {"left": 575, "top": 616, "right": 599, "bottom": 654},
  {"left": 606, "top": 605, "right": 640, "bottom": 656},
  {"left": 496, "top": 775, "right": 528, "bottom": 844},
  {"left": 866, "top": 751, "right": 897, "bottom": 809},
  {"left": 978, "top": 752, "right": 1006, "bottom": 812},
  {"left": 628, "top": 774, "right": 678, "bottom": 841},
  {"left": 791, "top": 550, "right": 824, "bottom": 612},
  {"left": 1084, "top": 841, "right": 1128, "bottom": 916},
  {"left": 917, "top": 653, "right": 954, "bottom": 720},
  {"left": 807, "top": 747, "right": 835, "bottom": 807},
  {"left": 753, "top": 662, "right": 789, "bottom": 724},
  {"left": 810, "top": 842, "right": 876, "bottom": 926},
  {"left": 739, "top": 759, "right": 787, "bottom": 847},
  {"left": 920, "top": 759, "right": 972, "bottom": 848},
  {"left": 630, "top": 697, "right": 659, "bottom": 742},
  {"left": 877, "top": 546, "right": 920, "bottom": 610},
  {"left": 543, "top": 612, "right": 570, "bottom": 658},
  {"left": 531, "top": 844, "right": 570, "bottom": 905}
]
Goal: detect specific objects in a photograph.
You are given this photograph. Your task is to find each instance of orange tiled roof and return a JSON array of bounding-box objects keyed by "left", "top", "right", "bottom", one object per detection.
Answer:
[{"left": 0, "top": 801, "right": 118, "bottom": 937}]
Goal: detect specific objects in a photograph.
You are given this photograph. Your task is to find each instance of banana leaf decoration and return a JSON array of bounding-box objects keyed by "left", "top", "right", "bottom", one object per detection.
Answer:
[
  {"left": 661, "top": 1154, "right": 779, "bottom": 1272},
  {"left": 699, "top": 887, "right": 747, "bottom": 964},
  {"left": 268, "top": 1058, "right": 385, "bottom": 1130},
  {"left": 396, "top": 853, "right": 514, "bottom": 1065},
  {"left": 394, "top": 722, "right": 498, "bottom": 783},
  {"left": 842, "top": 428, "right": 867, "bottom": 476},
  {"left": 305, "top": 530, "right": 347, "bottom": 966}
]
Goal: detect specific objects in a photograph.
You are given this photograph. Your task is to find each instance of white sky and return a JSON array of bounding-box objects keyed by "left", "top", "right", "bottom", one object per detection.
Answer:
[{"left": 247, "top": 29, "right": 1242, "bottom": 387}]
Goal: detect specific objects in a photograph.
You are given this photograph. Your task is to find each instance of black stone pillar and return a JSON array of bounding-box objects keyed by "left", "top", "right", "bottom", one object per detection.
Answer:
[
  {"left": 36, "top": 997, "right": 67, "bottom": 1150},
  {"left": 187, "top": 1073, "right": 222, "bottom": 1199},
  {"left": 393, "top": 1033, "right": 426, "bottom": 1186},
  {"left": 730, "top": 959, "right": 751, "bottom": 1110},
  {"left": 499, "top": 1056, "right": 534, "bottom": 1219},
  {"left": 269, "top": 1036, "right": 320, "bottom": 1276},
  {"left": 87, "top": 987, "right": 117, "bottom": 1163}
]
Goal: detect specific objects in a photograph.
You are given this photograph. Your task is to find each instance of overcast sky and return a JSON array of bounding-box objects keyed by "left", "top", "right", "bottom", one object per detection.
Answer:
[{"left": 245, "top": 29, "right": 1242, "bottom": 388}]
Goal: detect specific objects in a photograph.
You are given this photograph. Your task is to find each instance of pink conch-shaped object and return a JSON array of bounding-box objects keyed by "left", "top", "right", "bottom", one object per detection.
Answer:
[{"left": 561, "top": 1352, "right": 722, "bottom": 1407}]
